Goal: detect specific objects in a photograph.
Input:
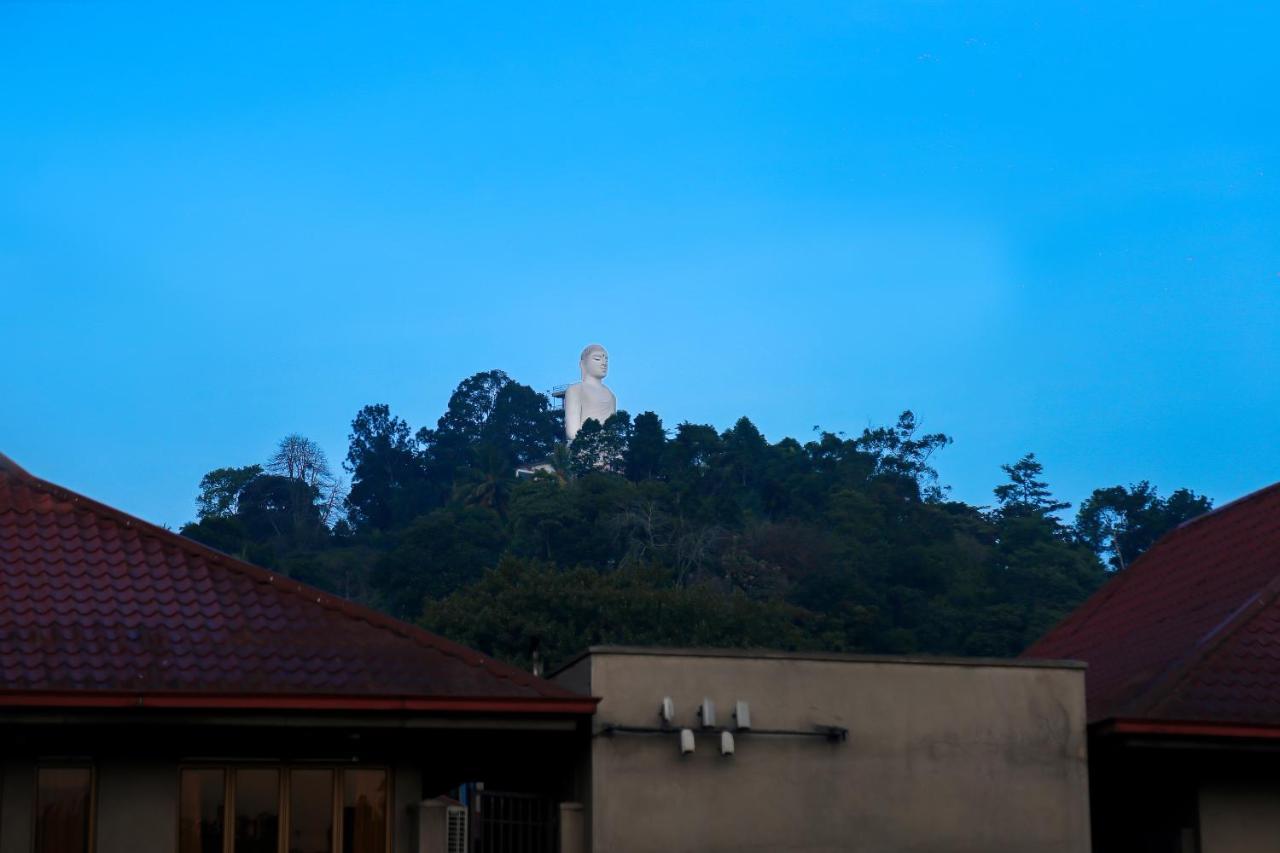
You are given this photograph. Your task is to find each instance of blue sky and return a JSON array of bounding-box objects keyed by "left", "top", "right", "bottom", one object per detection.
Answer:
[{"left": 2, "top": 1, "right": 1277, "bottom": 528}]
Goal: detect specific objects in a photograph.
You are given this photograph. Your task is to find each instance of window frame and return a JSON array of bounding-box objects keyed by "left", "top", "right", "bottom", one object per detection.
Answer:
[
  {"left": 31, "top": 763, "right": 96, "bottom": 853},
  {"left": 176, "top": 764, "right": 392, "bottom": 853}
]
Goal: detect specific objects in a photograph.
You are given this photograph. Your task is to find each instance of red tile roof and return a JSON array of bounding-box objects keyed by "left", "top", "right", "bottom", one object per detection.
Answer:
[
  {"left": 1024, "top": 482, "right": 1280, "bottom": 727},
  {"left": 0, "top": 454, "right": 594, "bottom": 713}
]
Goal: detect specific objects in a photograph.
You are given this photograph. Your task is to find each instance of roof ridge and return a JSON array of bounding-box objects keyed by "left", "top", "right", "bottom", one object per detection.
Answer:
[
  {"left": 1130, "top": 568, "right": 1280, "bottom": 719},
  {"left": 0, "top": 457, "right": 566, "bottom": 698}
]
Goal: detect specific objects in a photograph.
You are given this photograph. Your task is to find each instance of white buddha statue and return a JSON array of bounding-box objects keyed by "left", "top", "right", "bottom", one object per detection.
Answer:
[{"left": 564, "top": 344, "right": 617, "bottom": 441}]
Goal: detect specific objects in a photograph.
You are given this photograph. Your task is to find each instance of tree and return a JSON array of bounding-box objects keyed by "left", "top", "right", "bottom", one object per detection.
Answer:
[
  {"left": 625, "top": 412, "right": 667, "bottom": 481},
  {"left": 1076, "top": 482, "right": 1212, "bottom": 571},
  {"left": 371, "top": 506, "right": 507, "bottom": 619},
  {"left": 508, "top": 476, "right": 581, "bottom": 562},
  {"left": 195, "top": 465, "right": 262, "bottom": 519},
  {"left": 344, "top": 404, "right": 429, "bottom": 532},
  {"left": 180, "top": 365, "right": 1139, "bottom": 663},
  {"left": 266, "top": 434, "right": 345, "bottom": 529},
  {"left": 666, "top": 422, "right": 723, "bottom": 475},
  {"left": 721, "top": 417, "right": 768, "bottom": 489},
  {"left": 185, "top": 463, "right": 328, "bottom": 563},
  {"left": 993, "top": 453, "right": 1071, "bottom": 517},
  {"left": 452, "top": 443, "right": 516, "bottom": 517},
  {"left": 422, "top": 557, "right": 814, "bottom": 668},
  {"left": 989, "top": 512, "right": 1106, "bottom": 652},
  {"left": 424, "top": 370, "right": 511, "bottom": 475},
  {"left": 236, "top": 474, "right": 305, "bottom": 542},
  {"left": 432, "top": 370, "right": 511, "bottom": 445},
  {"left": 856, "top": 411, "right": 951, "bottom": 501},
  {"left": 180, "top": 514, "right": 252, "bottom": 559},
  {"left": 484, "top": 382, "right": 560, "bottom": 466},
  {"left": 267, "top": 434, "right": 333, "bottom": 490},
  {"left": 422, "top": 371, "right": 558, "bottom": 485},
  {"left": 569, "top": 411, "right": 632, "bottom": 477}
]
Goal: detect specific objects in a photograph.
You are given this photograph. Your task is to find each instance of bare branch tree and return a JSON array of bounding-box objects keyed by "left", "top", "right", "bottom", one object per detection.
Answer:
[
  {"left": 267, "top": 434, "right": 333, "bottom": 489},
  {"left": 266, "top": 434, "right": 346, "bottom": 527}
]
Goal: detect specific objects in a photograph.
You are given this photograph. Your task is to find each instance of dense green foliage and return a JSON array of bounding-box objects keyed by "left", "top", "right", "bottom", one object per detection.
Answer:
[{"left": 181, "top": 371, "right": 1213, "bottom": 668}]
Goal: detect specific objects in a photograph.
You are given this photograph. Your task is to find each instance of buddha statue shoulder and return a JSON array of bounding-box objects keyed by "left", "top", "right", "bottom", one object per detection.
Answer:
[{"left": 564, "top": 344, "right": 617, "bottom": 441}]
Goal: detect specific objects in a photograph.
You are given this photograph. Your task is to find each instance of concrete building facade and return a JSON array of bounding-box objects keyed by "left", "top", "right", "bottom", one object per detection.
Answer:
[{"left": 553, "top": 647, "right": 1091, "bottom": 853}]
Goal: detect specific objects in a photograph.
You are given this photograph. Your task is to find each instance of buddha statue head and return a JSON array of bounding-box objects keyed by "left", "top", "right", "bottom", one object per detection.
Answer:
[{"left": 579, "top": 344, "right": 609, "bottom": 382}]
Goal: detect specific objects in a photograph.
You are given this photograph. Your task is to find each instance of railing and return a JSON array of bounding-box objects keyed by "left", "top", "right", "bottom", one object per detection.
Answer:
[
  {"left": 474, "top": 790, "right": 559, "bottom": 853},
  {"left": 546, "top": 385, "right": 570, "bottom": 410}
]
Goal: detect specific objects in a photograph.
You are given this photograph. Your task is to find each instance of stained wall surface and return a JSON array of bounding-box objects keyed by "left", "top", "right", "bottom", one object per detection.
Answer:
[{"left": 554, "top": 648, "right": 1091, "bottom": 853}]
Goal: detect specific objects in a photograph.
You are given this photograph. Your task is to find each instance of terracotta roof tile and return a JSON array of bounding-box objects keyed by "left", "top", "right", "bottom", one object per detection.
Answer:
[
  {"left": 0, "top": 454, "right": 588, "bottom": 708},
  {"left": 1024, "top": 482, "right": 1280, "bottom": 725}
]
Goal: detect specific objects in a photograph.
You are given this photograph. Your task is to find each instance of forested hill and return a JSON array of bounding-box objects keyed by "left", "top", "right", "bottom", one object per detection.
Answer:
[{"left": 181, "top": 370, "right": 1213, "bottom": 668}]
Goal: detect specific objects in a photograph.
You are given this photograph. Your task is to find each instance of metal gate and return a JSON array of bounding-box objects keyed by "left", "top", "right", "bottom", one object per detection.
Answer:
[{"left": 473, "top": 790, "right": 558, "bottom": 853}]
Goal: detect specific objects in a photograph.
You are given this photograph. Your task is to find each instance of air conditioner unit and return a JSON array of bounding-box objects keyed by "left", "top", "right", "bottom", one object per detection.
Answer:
[{"left": 446, "top": 804, "right": 469, "bottom": 853}]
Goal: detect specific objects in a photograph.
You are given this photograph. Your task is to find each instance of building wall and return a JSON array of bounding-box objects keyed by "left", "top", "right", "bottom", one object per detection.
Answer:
[
  {"left": 1199, "top": 781, "right": 1280, "bottom": 853},
  {"left": 554, "top": 648, "right": 1091, "bottom": 853}
]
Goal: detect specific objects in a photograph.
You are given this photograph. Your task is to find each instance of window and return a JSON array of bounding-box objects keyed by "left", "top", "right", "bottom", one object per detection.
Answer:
[
  {"left": 342, "top": 770, "right": 387, "bottom": 853},
  {"left": 180, "top": 766, "right": 387, "bottom": 853},
  {"left": 34, "top": 767, "right": 93, "bottom": 853},
  {"left": 179, "top": 769, "right": 226, "bottom": 853},
  {"left": 289, "top": 769, "right": 334, "bottom": 853},
  {"left": 235, "top": 769, "right": 280, "bottom": 853}
]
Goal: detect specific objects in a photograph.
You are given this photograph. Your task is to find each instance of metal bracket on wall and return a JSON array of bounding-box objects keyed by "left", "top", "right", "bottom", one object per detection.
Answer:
[{"left": 598, "top": 724, "right": 848, "bottom": 742}]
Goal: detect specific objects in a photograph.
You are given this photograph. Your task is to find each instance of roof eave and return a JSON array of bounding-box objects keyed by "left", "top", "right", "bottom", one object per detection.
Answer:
[
  {"left": 0, "top": 690, "right": 600, "bottom": 715},
  {"left": 1093, "top": 717, "right": 1280, "bottom": 741}
]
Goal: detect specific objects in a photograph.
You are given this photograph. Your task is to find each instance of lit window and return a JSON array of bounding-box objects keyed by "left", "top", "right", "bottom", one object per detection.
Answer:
[{"left": 35, "top": 767, "right": 92, "bottom": 853}]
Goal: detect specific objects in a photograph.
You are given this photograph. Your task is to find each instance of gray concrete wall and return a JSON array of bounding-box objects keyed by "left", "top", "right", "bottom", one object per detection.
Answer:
[
  {"left": 1199, "top": 781, "right": 1280, "bottom": 853},
  {"left": 554, "top": 648, "right": 1091, "bottom": 853}
]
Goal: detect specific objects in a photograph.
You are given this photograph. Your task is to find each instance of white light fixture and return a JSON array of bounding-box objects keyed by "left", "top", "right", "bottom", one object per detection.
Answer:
[
  {"left": 659, "top": 697, "right": 675, "bottom": 725},
  {"left": 720, "top": 731, "right": 735, "bottom": 756},
  {"left": 698, "top": 698, "right": 716, "bottom": 728},
  {"left": 680, "top": 728, "right": 696, "bottom": 755},
  {"left": 734, "top": 700, "right": 752, "bottom": 730}
]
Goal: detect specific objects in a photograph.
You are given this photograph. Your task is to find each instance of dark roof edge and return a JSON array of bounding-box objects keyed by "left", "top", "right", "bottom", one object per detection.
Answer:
[
  {"left": 1094, "top": 717, "right": 1280, "bottom": 741},
  {"left": 0, "top": 452, "right": 30, "bottom": 477},
  {"left": 0, "top": 690, "right": 599, "bottom": 714},
  {"left": 548, "top": 645, "right": 1086, "bottom": 677},
  {"left": 0, "top": 454, "right": 579, "bottom": 700}
]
